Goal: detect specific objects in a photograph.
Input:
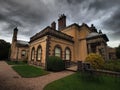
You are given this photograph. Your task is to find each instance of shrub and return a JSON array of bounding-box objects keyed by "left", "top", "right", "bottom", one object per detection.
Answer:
[
  {"left": 85, "top": 53, "right": 105, "bottom": 69},
  {"left": 47, "top": 56, "right": 65, "bottom": 71},
  {"left": 103, "top": 60, "right": 120, "bottom": 72}
]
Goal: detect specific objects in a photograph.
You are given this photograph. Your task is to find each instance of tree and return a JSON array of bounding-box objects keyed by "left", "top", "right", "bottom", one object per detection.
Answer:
[
  {"left": 85, "top": 53, "right": 105, "bottom": 69},
  {"left": 0, "top": 39, "right": 11, "bottom": 60},
  {"left": 116, "top": 45, "right": 120, "bottom": 59}
]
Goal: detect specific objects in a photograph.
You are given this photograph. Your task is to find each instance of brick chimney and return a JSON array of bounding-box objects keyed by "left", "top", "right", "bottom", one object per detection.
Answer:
[
  {"left": 91, "top": 24, "right": 97, "bottom": 32},
  {"left": 58, "top": 14, "right": 66, "bottom": 30},
  {"left": 51, "top": 21, "right": 56, "bottom": 30},
  {"left": 12, "top": 27, "right": 18, "bottom": 42}
]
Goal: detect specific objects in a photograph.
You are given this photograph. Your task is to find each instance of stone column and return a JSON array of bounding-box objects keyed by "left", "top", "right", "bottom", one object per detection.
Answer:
[{"left": 88, "top": 43, "right": 91, "bottom": 54}]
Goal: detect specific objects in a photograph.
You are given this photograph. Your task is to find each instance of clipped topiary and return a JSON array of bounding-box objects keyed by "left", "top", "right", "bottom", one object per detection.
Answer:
[
  {"left": 47, "top": 56, "right": 65, "bottom": 71},
  {"left": 85, "top": 53, "right": 105, "bottom": 69}
]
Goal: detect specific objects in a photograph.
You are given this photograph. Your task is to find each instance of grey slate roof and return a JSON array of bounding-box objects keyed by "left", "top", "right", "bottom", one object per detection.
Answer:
[
  {"left": 86, "top": 32, "right": 109, "bottom": 41},
  {"left": 17, "top": 40, "right": 29, "bottom": 47},
  {"left": 87, "top": 32, "right": 101, "bottom": 38}
]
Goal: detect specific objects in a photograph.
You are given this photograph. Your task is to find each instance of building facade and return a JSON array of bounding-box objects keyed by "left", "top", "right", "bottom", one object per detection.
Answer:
[
  {"left": 28, "top": 14, "right": 109, "bottom": 66},
  {"left": 10, "top": 15, "right": 110, "bottom": 66},
  {"left": 10, "top": 27, "right": 29, "bottom": 61},
  {"left": 108, "top": 47, "right": 117, "bottom": 60}
]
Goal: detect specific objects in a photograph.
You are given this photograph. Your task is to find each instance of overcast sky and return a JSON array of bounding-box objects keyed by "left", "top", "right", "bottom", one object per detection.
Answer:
[{"left": 0, "top": 0, "right": 120, "bottom": 47}]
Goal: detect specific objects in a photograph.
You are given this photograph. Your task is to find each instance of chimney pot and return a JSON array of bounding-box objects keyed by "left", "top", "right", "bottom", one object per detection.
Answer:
[
  {"left": 12, "top": 27, "right": 18, "bottom": 42},
  {"left": 58, "top": 14, "right": 66, "bottom": 30},
  {"left": 51, "top": 21, "right": 56, "bottom": 30}
]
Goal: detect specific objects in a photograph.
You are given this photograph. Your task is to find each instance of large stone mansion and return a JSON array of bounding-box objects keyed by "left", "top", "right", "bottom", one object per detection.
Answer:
[{"left": 10, "top": 14, "right": 111, "bottom": 66}]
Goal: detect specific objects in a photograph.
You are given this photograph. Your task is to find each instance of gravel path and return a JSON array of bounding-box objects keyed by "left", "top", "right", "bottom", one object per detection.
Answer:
[{"left": 0, "top": 61, "right": 74, "bottom": 90}]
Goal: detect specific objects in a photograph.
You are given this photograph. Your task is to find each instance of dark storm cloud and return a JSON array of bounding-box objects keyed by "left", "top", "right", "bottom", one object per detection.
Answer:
[
  {"left": 0, "top": 0, "right": 53, "bottom": 36},
  {"left": 88, "top": 0, "right": 120, "bottom": 10},
  {"left": 0, "top": 0, "right": 120, "bottom": 47},
  {"left": 103, "top": 8, "right": 120, "bottom": 31},
  {"left": 108, "top": 31, "right": 120, "bottom": 41},
  {"left": 66, "top": 0, "right": 85, "bottom": 4}
]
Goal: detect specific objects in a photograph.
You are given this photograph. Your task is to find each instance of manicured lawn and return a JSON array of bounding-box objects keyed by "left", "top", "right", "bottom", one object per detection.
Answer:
[
  {"left": 12, "top": 65, "right": 49, "bottom": 78},
  {"left": 44, "top": 72, "right": 120, "bottom": 90},
  {"left": 6, "top": 61, "right": 27, "bottom": 65}
]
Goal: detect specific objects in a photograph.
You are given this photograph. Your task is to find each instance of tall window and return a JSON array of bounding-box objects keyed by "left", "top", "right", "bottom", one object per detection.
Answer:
[
  {"left": 65, "top": 48, "right": 71, "bottom": 60},
  {"left": 21, "top": 50, "right": 26, "bottom": 57},
  {"left": 37, "top": 46, "right": 42, "bottom": 61},
  {"left": 54, "top": 45, "right": 62, "bottom": 58},
  {"left": 31, "top": 47, "right": 35, "bottom": 61}
]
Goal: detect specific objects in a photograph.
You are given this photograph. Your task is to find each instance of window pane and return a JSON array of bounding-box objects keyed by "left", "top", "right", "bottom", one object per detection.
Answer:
[
  {"left": 55, "top": 48, "right": 60, "bottom": 53},
  {"left": 65, "top": 49, "right": 70, "bottom": 60},
  {"left": 55, "top": 47, "right": 61, "bottom": 57},
  {"left": 66, "top": 49, "right": 70, "bottom": 54},
  {"left": 55, "top": 53, "right": 60, "bottom": 57},
  {"left": 37, "top": 48, "right": 41, "bottom": 60},
  {"left": 66, "top": 54, "right": 70, "bottom": 60},
  {"left": 22, "top": 51, "right": 26, "bottom": 54},
  {"left": 21, "top": 50, "right": 26, "bottom": 56},
  {"left": 32, "top": 49, "right": 34, "bottom": 60}
]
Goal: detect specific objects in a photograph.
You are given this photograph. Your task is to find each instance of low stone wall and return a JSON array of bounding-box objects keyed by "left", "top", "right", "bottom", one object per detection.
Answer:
[
  {"left": 77, "top": 61, "right": 120, "bottom": 77},
  {"left": 28, "top": 61, "right": 44, "bottom": 67},
  {"left": 87, "top": 69, "right": 120, "bottom": 77}
]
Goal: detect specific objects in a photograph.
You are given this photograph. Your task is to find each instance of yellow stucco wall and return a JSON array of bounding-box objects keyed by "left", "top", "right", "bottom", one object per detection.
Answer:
[
  {"left": 29, "top": 36, "right": 47, "bottom": 64},
  {"left": 10, "top": 42, "right": 17, "bottom": 60},
  {"left": 10, "top": 41, "right": 29, "bottom": 61},
  {"left": 17, "top": 47, "right": 29, "bottom": 61},
  {"left": 78, "top": 26, "right": 91, "bottom": 61},
  {"left": 49, "top": 36, "right": 74, "bottom": 61},
  {"left": 61, "top": 24, "right": 91, "bottom": 61}
]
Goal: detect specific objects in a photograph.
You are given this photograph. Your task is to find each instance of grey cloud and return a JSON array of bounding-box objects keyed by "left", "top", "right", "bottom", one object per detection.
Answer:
[
  {"left": 88, "top": 0, "right": 120, "bottom": 10},
  {"left": 0, "top": 0, "right": 120, "bottom": 47},
  {"left": 107, "top": 31, "right": 120, "bottom": 41},
  {"left": 0, "top": 0, "right": 54, "bottom": 37},
  {"left": 103, "top": 8, "right": 120, "bottom": 31}
]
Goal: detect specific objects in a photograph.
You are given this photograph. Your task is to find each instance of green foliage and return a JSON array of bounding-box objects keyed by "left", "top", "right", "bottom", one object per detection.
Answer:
[
  {"left": 116, "top": 45, "right": 120, "bottom": 59},
  {"left": 85, "top": 53, "right": 105, "bottom": 69},
  {"left": 0, "top": 39, "right": 11, "bottom": 60},
  {"left": 12, "top": 65, "right": 48, "bottom": 78},
  {"left": 47, "top": 56, "right": 65, "bottom": 71},
  {"left": 44, "top": 72, "right": 120, "bottom": 90},
  {"left": 103, "top": 60, "right": 120, "bottom": 72}
]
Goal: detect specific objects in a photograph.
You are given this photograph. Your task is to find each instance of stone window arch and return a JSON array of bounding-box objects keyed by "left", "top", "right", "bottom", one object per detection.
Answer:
[
  {"left": 65, "top": 47, "right": 71, "bottom": 60},
  {"left": 21, "top": 50, "right": 26, "bottom": 57},
  {"left": 54, "top": 45, "right": 62, "bottom": 58},
  {"left": 31, "top": 47, "right": 35, "bottom": 61},
  {"left": 36, "top": 45, "right": 42, "bottom": 61}
]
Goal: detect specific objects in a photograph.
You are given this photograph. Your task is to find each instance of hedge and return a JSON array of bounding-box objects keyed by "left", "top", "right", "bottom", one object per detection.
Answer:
[{"left": 47, "top": 56, "right": 65, "bottom": 71}]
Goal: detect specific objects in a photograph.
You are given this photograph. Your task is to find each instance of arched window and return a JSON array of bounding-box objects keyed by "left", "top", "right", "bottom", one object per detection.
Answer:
[
  {"left": 65, "top": 48, "right": 71, "bottom": 60},
  {"left": 36, "top": 46, "right": 42, "bottom": 61},
  {"left": 54, "top": 45, "right": 62, "bottom": 58},
  {"left": 21, "top": 50, "right": 26, "bottom": 57},
  {"left": 31, "top": 47, "right": 35, "bottom": 61}
]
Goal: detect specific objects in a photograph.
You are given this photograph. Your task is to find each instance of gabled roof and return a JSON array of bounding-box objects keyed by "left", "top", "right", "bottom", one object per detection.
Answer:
[
  {"left": 30, "top": 26, "right": 74, "bottom": 43},
  {"left": 86, "top": 32, "right": 109, "bottom": 42},
  {"left": 17, "top": 40, "right": 29, "bottom": 47},
  {"left": 87, "top": 32, "right": 100, "bottom": 38}
]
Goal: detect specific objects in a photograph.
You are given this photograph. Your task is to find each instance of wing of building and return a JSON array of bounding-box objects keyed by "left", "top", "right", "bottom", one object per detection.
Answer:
[
  {"left": 10, "top": 14, "right": 110, "bottom": 66},
  {"left": 10, "top": 27, "right": 29, "bottom": 61}
]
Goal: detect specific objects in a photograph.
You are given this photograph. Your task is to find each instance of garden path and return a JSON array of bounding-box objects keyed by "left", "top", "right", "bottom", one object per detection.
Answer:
[{"left": 0, "top": 61, "right": 74, "bottom": 90}]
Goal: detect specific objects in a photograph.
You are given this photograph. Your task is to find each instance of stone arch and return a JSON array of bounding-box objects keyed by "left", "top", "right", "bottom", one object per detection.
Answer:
[
  {"left": 31, "top": 47, "right": 35, "bottom": 61},
  {"left": 36, "top": 45, "right": 42, "bottom": 62}
]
